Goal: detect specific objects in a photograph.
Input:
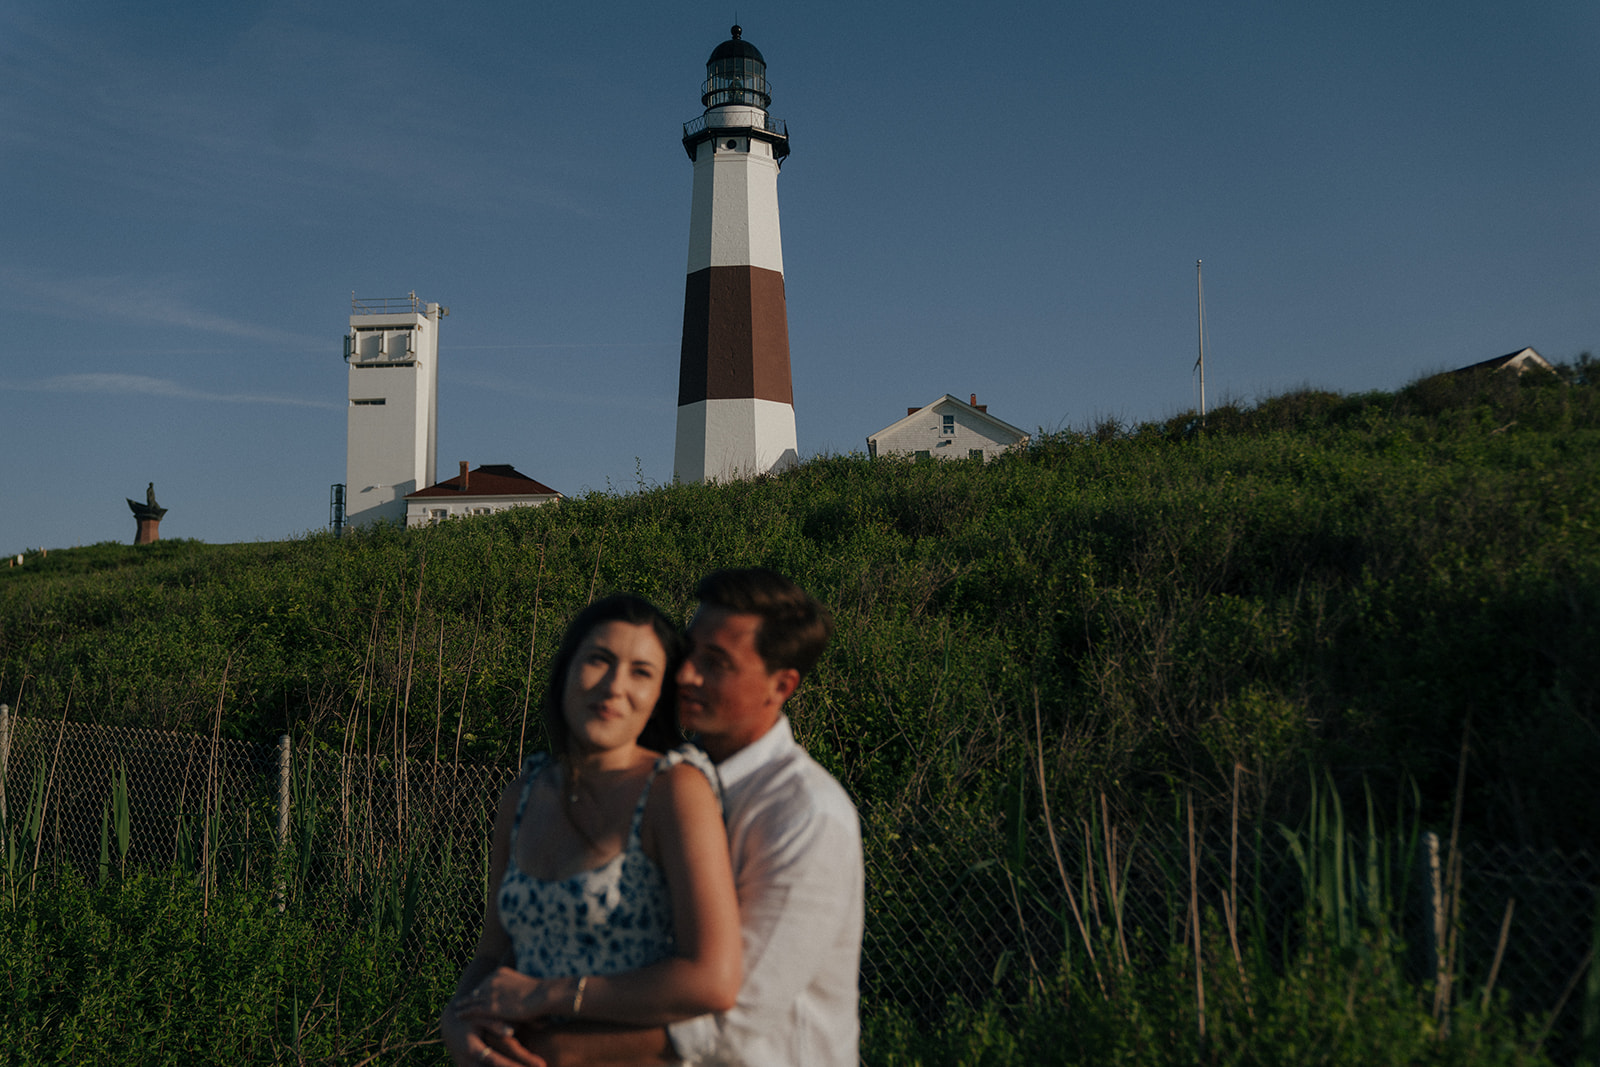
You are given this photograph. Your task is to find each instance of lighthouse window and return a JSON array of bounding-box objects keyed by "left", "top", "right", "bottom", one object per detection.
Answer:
[
  {"left": 725, "top": 139, "right": 738, "bottom": 150},
  {"left": 352, "top": 398, "right": 386, "bottom": 406},
  {"left": 701, "top": 56, "right": 770, "bottom": 109}
]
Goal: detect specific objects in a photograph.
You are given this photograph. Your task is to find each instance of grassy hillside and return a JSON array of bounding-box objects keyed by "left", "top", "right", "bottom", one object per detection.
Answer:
[{"left": 3, "top": 363, "right": 1596, "bottom": 847}]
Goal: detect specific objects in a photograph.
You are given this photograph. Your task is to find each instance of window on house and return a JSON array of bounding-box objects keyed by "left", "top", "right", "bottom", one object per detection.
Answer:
[
  {"left": 969, "top": 449, "right": 984, "bottom": 461},
  {"left": 913, "top": 450, "right": 931, "bottom": 461},
  {"left": 430, "top": 508, "right": 448, "bottom": 525},
  {"left": 941, "top": 414, "right": 955, "bottom": 435}
]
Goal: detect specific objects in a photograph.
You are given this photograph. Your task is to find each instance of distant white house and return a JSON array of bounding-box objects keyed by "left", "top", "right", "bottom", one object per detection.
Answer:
[
  {"left": 404, "top": 463, "right": 561, "bottom": 527},
  {"left": 867, "top": 394, "right": 1029, "bottom": 463},
  {"left": 1453, "top": 347, "right": 1554, "bottom": 375}
]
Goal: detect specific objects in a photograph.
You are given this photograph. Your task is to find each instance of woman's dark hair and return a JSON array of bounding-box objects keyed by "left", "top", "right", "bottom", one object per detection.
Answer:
[{"left": 544, "top": 593, "right": 686, "bottom": 756}]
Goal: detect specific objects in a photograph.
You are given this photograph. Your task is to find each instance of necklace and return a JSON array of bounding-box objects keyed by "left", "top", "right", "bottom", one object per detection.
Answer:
[
  {"left": 557, "top": 754, "right": 649, "bottom": 854},
  {"left": 559, "top": 758, "right": 610, "bottom": 852}
]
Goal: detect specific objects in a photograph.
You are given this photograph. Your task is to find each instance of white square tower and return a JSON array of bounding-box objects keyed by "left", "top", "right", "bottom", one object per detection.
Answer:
[{"left": 343, "top": 293, "right": 447, "bottom": 528}]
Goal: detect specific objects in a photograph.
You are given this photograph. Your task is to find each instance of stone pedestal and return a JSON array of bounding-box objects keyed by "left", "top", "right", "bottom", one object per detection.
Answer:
[{"left": 134, "top": 516, "right": 162, "bottom": 544}]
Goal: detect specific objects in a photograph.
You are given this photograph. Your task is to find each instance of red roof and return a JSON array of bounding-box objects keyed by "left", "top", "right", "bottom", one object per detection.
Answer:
[{"left": 406, "top": 464, "right": 561, "bottom": 499}]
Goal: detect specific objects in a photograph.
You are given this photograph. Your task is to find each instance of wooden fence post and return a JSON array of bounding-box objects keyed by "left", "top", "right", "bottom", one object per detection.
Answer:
[
  {"left": 276, "top": 734, "right": 290, "bottom": 911},
  {"left": 0, "top": 704, "right": 10, "bottom": 827},
  {"left": 1422, "top": 831, "right": 1446, "bottom": 1008}
]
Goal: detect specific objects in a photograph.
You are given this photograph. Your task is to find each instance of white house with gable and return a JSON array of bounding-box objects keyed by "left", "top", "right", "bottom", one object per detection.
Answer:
[
  {"left": 403, "top": 463, "right": 561, "bottom": 527},
  {"left": 867, "top": 394, "right": 1029, "bottom": 462},
  {"left": 1452, "top": 347, "right": 1555, "bottom": 376}
]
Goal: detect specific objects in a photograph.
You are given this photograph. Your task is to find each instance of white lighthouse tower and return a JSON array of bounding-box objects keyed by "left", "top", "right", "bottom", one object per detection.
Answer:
[
  {"left": 673, "top": 25, "right": 799, "bottom": 484},
  {"left": 343, "top": 293, "right": 447, "bottom": 528}
]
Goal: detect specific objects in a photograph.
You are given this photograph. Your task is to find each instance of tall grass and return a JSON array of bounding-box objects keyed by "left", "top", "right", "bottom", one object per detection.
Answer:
[
  {"left": 0, "top": 367, "right": 1596, "bottom": 1060},
  {"left": 0, "top": 728, "right": 488, "bottom": 1064},
  {"left": 0, "top": 869, "right": 454, "bottom": 1064},
  {"left": 0, "top": 738, "right": 1565, "bottom": 1065},
  {"left": 860, "top": 771, "right": 1555, "bottom": 1066},
  {"left": 4, "top": 368, "right": 1595, "bottom": 850}
]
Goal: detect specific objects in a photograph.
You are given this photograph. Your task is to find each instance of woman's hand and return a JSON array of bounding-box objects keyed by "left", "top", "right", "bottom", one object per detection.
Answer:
[
  {"left": 441, "top": 994, "right": 546, "bottom": 1067},
  {"left": 456, "top": 967, "right": 567, "bottom": 1024}
]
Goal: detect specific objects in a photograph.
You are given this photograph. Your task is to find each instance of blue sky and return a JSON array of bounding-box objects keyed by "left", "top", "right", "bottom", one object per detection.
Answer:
[{"left": 3, "top": 1, "right": 1596, "bottom": 552}]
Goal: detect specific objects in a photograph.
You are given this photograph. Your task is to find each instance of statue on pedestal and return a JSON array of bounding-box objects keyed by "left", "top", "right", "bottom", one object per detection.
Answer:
[{"left": 127, "top": 483, "right": 168, "bottom": 544}]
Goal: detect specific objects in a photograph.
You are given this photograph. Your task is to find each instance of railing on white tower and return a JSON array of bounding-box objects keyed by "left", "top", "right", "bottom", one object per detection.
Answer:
[
  {"left": 682, "top": 113, "right": 788, "bottom": 140},
  {"left": 350, "top": 292, "right": 424, "bottom": 315}
]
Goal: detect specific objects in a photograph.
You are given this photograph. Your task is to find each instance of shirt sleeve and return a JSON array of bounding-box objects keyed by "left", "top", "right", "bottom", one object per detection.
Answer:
[{"left": 668, "top": 774, "right": 863, "bottom": 1065}]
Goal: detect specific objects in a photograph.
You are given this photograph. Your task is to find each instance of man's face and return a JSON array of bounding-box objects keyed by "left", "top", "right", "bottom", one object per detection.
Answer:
[{"left": 676, "top": 605, "right": 798, "bottom": 763}]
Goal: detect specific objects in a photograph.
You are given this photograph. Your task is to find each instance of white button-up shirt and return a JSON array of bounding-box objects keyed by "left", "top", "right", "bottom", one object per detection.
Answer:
[{"left": 669, "top": 715, "right": 863, "bottom": 1066}]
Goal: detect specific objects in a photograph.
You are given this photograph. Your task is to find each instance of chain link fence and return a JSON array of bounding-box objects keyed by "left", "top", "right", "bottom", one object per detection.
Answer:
[
  {"left": 858, "top": 795, "right": 1600, "bottom": 1047},
  {"left": 0, "top": 711, "right": 275, "bottom": 880},
  {"left": 4, "top": 709, "right": 1596, "bottom": 1059}
]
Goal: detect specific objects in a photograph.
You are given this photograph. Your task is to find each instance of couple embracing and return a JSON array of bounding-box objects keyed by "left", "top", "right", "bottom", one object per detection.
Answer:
[{"left": 441, "top": 569, "right": 863, "bottom": 1066}]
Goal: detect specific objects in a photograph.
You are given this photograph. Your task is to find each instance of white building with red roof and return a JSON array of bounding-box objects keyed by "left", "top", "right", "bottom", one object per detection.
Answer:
[{"left": 403, "top": 463, "right": 561, "bottom": 527}]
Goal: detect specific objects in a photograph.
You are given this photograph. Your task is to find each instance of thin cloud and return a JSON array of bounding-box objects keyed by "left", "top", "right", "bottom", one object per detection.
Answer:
[
  {"left": 450, "top": 342, "right": 669, "bottom": 350},
  {"left": 0, "top": 14, "right": 595, "bottom": 222},
  {"left": 447, "top": 372, "right": 669, "bottom": 412},
  {"left": 1, "top": 267, "right": 325, "bottom": 350},
  {"left": 4, "top": 373, "right": 338, "bottom": 410}
]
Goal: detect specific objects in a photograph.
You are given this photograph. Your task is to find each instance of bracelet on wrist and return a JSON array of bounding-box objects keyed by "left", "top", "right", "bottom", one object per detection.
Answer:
[{"left": 572, "top": 975, "right": 588, "bottom": 1016}]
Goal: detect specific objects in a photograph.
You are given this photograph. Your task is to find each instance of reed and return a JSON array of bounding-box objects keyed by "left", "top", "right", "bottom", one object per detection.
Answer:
[
  {"left": 2, "top": 763, "right": 45, "bottom": 903},
  {"left": 96, "top": 758, "right": 131, "bottom": 884}
]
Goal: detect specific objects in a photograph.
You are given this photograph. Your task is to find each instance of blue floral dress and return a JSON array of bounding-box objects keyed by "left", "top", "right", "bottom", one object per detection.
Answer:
[{"left": 496, "top": 745, "right": 720, "bottom": 977}]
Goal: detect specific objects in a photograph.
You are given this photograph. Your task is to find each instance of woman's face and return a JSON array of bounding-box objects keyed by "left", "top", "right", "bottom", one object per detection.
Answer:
[{"left": 562, "top": 620, "right": 669, "bottom": 756}]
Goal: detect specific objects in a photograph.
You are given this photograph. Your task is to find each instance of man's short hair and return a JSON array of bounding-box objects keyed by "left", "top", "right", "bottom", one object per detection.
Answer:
[{"left": 694, "top": 568, "right": 834, "bottom": 678}]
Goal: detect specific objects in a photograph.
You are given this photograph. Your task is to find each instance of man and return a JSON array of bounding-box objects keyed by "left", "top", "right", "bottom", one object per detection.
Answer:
[{"left": 523, "top": 568, "right": 864, "bottom": 1065}]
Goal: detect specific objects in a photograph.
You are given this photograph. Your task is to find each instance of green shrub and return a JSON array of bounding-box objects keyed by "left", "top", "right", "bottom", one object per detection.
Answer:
[{"left": 0, "top": 869, "right": 454, "bottom": 1064}]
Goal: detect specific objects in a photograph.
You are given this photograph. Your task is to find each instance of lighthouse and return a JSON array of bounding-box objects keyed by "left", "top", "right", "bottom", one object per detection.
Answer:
[{"left": 674, "top": 25, "right": 799, "bottom": 484}]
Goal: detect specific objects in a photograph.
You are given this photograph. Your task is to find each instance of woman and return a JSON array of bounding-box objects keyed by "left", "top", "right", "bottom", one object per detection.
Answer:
[{"left": 440, "top": 594, "right": 740, "bottom": 1066}]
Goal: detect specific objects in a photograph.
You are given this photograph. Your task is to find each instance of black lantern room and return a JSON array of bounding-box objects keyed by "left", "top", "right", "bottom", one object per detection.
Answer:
[{"left": 701, "top": 25, "right": 771, "bottom": 110}]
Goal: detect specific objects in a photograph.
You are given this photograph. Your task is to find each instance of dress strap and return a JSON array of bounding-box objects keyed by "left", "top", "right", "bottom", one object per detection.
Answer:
[
  {"left": 510, "top": 752, "right": 551, "bottom": 848},
  {"left": 627, "top": 743, "right": 723, "bottom": 844}
]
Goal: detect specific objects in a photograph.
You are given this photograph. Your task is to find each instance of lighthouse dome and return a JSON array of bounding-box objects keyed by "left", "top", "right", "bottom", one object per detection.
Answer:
[
  {"left": 702, "top": 25, "right": 770, "bottom": 109},
  {"left": 707, "top": 25, "right": 765, "bottom": 65}
]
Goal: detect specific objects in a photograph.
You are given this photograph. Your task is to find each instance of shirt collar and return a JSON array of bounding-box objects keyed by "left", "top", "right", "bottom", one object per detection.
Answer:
[{"left": 712, "top": 713, "right": 793, "bottom": 790}]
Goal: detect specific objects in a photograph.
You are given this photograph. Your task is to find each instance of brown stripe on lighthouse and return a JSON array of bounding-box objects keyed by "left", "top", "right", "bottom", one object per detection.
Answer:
[{"left": 677, "top": 265, "right": 793, "bottom": 406}]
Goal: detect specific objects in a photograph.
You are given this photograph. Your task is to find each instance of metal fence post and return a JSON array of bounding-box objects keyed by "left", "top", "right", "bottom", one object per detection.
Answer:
[{"left": 276, "top": 734, "right": 290, "bottom": 911}]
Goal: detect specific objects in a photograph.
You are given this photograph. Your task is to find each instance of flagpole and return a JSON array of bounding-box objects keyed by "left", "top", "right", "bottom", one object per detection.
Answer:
[{"left": 1195, "top": 259, "right": 1207, "bottom": 423}]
